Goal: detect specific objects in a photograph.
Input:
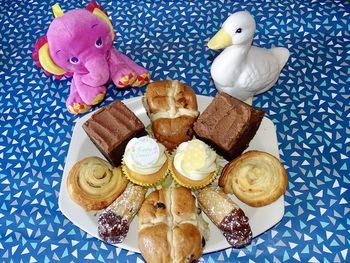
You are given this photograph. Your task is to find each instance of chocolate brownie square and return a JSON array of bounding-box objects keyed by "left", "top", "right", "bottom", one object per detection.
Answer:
[
  {"left": 83, "top": 101, "right": 147, "bottom": 166},
  {"left": 193, "top": 92, "right": 264, "bottom": 160}
]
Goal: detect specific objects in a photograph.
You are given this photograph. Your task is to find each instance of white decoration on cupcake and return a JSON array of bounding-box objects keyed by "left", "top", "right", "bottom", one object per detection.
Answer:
[
  {"left": 124, "top": 136, "right": 167, "bottom": 175},
  {"left": 130, "top": 137, "right": 159, "bottom": 166}
]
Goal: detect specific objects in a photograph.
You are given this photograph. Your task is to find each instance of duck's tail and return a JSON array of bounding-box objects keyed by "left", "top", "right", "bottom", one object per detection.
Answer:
[{"left": 271, "top": 47, "right": 290, "bottom": 70}]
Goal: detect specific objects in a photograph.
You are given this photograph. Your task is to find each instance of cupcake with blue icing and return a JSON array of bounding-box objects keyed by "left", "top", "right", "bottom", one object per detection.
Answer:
[
  {"left": 122, "top": 136, "right": 169, "bottom": 187},
  {"left": 171, "top": 139, "right": 218, "bottom": 189}
]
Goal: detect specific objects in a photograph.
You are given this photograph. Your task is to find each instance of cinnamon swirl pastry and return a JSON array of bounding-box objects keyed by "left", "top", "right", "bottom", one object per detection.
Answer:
[
  {"left": 67, "top": 156, "right": 128, "bottom": 210},
  {"left": 219, "top": 151, "right": 288, "bottom": 207}
]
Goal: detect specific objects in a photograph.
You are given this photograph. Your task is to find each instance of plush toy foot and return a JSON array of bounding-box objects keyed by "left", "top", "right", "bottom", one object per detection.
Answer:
[
  {"left": 132, "top": 72, "right": 150, "bottom": 87},
  {"left": 91, "top": 92, "right": 106, "bottom": 105},
  {"left": 116, "top": 71, "right": 137, "bottom": 88},
  {"left": 67, "top": 102, "right": 91, "bottom": 115}
]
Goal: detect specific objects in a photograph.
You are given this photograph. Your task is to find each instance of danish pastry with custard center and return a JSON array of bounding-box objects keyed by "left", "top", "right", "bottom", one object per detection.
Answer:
[{"left": 219, "top": 151, "right": 288, "bottom": 207}]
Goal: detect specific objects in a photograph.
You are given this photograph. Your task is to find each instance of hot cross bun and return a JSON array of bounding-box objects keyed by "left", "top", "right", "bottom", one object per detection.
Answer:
[{"left": 143, "top": 80, "right": 199, "bottom": 151}]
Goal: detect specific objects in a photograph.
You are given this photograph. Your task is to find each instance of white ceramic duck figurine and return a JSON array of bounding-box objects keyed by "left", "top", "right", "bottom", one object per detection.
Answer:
[{"left": 208, "top": 11, "right": 289, "bottom": 101}]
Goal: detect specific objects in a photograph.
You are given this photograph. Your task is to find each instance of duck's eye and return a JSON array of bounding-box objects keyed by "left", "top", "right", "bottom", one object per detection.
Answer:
[
  {"left": 236, "top": 28, "right": 242, "bottom": 33},
  {"left": 95, "top": 37, "right": 103, "bottom": 48},
  {"left": 69, "top": 56, "right": 79, "bottom": 64}
]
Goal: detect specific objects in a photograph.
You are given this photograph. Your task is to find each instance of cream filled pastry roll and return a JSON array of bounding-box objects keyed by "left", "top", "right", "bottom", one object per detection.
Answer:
[
  {"left": 67, "top": 156, "right": 128, "bottom": 211},
  {"left": 98, "top": 184, "right": 145, "bottom": 244},
  {"left": 122, "top": 136, "right": 169, "bottom": 187},
  {"left": 198, "top": 186, "right": 252, "bottom": 248},
  {"left": 171, "top": 139, "right": 218, "bottom": 189}
]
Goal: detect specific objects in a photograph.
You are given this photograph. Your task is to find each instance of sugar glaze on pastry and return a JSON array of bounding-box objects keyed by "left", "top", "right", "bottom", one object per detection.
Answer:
[
  {"left": 146, "top": 81, "right": 199, "bottom": 121},
  {"left": 198, "top": 186, "right": 252, "bottom": 248},
  {"left": 219, "top": 150, "right": 288, "bottom": 207}
]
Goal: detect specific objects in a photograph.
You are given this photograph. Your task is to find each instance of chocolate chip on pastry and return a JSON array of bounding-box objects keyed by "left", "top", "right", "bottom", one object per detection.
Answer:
[
  {"left": 197, "top": 186, "right": 252, "bottom": 248},
  {"left": 98, "top": 185, "right": 145, "bottom": 244},
  {"left": 142, "top": 80, "right": 199, "bottom": 151},
  {"left": 138, "top": 186, "right": 209, "bottom": 263},
  {"left": 66, "top": 156, "right": 128, "bottom": 210},
  {"left": 219, "top": 150, "right": 288, "bottom": 207}
]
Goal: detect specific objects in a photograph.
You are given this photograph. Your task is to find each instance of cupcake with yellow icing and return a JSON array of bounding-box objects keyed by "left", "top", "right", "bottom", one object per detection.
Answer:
[
  {"left": 171, "top": 139, "right": 218, "bottom": 189},
  {"left": 122, "top": 136, "right": 169, "bottom": 187}
]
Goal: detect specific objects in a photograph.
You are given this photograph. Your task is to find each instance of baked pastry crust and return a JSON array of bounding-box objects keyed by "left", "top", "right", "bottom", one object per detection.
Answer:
[
  {"left": 67, "top": 156, "right": 128, "bottom": 210},
  {"left": 98, "top": 185, "right": 145, "bottom": 244},
  {"left": 198, "top": 187, "right": 239, "bottom": 226},
  {"left": 219, "top": 150, "right": 288, "bottom": 207},
  {"left": 173, "top": 223, "right": 202, "bottom": 263},
  {"left": 143, "top": 80, "right": 199, "bottom": 150},
  {"left": 198, "top": 186, "right": 252, "bottom": 248},
  {"left": 138, "top": 186, "right": 208, "bottom": 263},
  {"left": 138, "top": 223, "right": 171, "bottom": 263}
]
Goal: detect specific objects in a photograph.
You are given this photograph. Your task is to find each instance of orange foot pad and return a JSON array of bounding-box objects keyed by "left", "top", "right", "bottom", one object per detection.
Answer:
[
  {"left": 67, "top": 103, "right": 91, "bottom": 115},
  {"left": 92, "top": 92, "right": 106, "bottom": 105},
  {"left": 116, "top": 71, "right": 137, "bottom": 88},
  {"left": 132, "top": 72, "right": 150, "bottom": 87}
]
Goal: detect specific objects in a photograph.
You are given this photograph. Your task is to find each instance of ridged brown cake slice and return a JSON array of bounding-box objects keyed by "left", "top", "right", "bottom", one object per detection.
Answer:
[
  {"left": 193, "top": 92, "right": 264, "bottom": 160},
  {"left": 83, "top": 101, "right": 147, "bottom": 167}
]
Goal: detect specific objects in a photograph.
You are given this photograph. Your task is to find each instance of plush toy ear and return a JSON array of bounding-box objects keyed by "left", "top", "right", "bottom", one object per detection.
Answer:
[
  {"left": 38, "top": 42, "right": 66, "bottom": 75},
  {"left": 93, "top": 8, "right": 115, "bottom": 40},
  {"left": 33, "top": 36, "right": 67, "bottom": 77},
  {"left": 32, "top": 4, "right": 66, "bottom": 76},
  {"left": 52, "top": 3, "right": 64, "bottom": 18},
  {"left": 86, "top": 2, "right": 115, "bottom": 40}
]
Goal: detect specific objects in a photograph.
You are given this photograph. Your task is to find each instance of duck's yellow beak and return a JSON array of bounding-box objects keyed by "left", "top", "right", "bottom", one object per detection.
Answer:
[{"left": 207, "top": 28, "right": 232, "bottom": 50}]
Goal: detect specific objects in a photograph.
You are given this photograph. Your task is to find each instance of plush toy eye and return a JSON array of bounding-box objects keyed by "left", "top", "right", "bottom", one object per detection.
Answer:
[
  {"left": 95, "top": 37, "right": 103, "bottom": 48},
  {"left": 236, "top": 28, "right": 242, "bottom": 33},
  {"left": 69, "top": 56, "right": 79, "bottom": 64}
]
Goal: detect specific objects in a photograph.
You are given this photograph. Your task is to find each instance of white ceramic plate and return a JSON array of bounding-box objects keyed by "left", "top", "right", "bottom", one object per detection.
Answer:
[{"left": 59, "top": 95, "right": 284, "bottom": 254}]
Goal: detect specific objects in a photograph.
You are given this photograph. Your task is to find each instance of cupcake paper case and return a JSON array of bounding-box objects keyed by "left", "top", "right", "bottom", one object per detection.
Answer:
[
  {"left": 122, "top": 136, "right": 170, "bottom": 187},
  {"left": 171, "top": 139, "right": 219, "bottom": 189}
]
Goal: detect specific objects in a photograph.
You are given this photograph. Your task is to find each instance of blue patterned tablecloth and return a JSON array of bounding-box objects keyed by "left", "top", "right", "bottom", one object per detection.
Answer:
[{"left": 1, "top": 0, "right": 349, "bottom": 262}]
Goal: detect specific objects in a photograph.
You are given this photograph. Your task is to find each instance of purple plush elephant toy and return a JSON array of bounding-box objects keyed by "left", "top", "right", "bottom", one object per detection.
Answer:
[{"left": 33, "top": 2, "right": 150, "bottom": 114}]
